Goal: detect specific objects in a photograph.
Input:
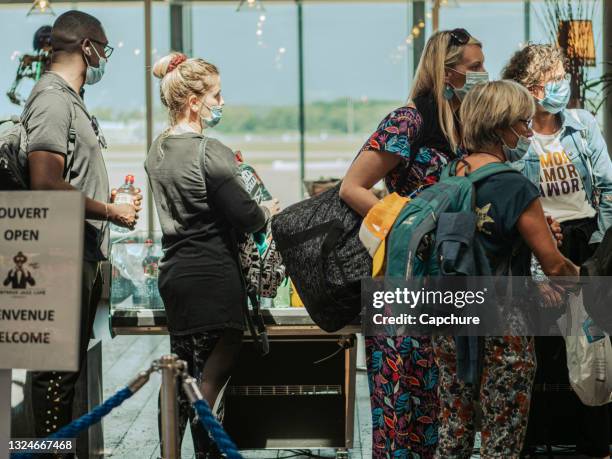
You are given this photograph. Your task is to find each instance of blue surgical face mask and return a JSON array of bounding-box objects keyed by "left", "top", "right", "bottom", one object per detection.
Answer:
[
  {"left": 537, "top": 77, "right": 571, "bottom": 114},
  {"left": 84, "top": 45, "right": 107, "bottom": 86},
  {"left": 502, "top": 127, "right": 531, "bottom": 162},
  {"left": 448, "top": 69, "right": 489, "bottom": 101},
  {"left": 202, "top": 104, "right": 223, "bottom": 128}
]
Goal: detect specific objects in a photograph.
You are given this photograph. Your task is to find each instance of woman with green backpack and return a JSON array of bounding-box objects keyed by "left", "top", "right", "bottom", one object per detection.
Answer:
[
  {"left": 340, "top": 28, "right": 487, "bottom": 458},
  {"left": 431, "top": 80, "right": 578, "bottom": 457}
]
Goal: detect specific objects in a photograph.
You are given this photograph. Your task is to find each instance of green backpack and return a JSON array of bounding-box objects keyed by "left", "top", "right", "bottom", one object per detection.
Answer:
[
  {"left": 386, "top": 160, "right": 519, "bottom": 279},
  {"left": 384, "top": 160, "right": 520, "bottom": 385}
]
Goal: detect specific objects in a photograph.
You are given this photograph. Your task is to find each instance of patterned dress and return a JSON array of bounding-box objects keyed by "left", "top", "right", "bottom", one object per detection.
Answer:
[
  {"left": 361, "top": 105, "right": 455, "bottom": 459},
  {"left": 433, "top": 336, "right": 536, "bottom": 458},
  {"left": 432, "top": 171, "right": 540, "bottom": 457}
]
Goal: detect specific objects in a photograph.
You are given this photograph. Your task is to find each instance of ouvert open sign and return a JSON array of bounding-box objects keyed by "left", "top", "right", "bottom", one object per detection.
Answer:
[{"left": 0, "top": 191, "right": 84, "bottom": 371}]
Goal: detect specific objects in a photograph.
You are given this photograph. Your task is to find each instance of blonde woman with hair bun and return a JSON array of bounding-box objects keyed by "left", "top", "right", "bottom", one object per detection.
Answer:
[
  {"left": 339, "top": 28, "right": 486, "bottom": 458},
  {"left": 145, "top": 52, "right": 279, "bottom": 458}
]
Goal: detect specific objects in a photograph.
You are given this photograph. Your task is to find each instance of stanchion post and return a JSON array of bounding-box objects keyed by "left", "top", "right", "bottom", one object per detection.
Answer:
[{"left": 159, "top": 355, "right": 180, "bottom": 459}]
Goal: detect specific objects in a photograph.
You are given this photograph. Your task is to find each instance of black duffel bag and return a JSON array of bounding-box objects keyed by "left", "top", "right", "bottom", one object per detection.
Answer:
[{"left": 271, "top": 183, "right": 370, "bottom": 332}]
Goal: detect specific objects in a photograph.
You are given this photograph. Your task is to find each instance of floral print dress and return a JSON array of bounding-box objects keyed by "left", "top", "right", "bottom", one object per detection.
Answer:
[{"left": 361, "top": 105, "right": 455, "bottom": 459}]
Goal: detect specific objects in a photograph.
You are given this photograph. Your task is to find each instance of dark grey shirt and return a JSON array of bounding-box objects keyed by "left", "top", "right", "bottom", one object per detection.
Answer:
[
  {"left": 22, "top": 72, "right": 110, "bottom": 261},
  {"left": 145, "top": 133, "right": 267, "bottom": 334}
]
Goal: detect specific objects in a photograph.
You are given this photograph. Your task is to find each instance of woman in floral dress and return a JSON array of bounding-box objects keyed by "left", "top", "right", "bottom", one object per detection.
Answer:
[{"left": 340, "top": 29, "right": 487, "bottom": 458}]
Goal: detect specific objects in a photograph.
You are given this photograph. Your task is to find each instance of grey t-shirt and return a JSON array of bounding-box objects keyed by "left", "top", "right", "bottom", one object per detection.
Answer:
[
  {"left": 145, "top": 133, "right": 267, "bottom": 333},
  {"left": 22, "top": 72, "right": 110, "bottom": 261}
]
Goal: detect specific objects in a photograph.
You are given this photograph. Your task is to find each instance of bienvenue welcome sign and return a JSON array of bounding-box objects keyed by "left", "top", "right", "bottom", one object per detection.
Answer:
[{"left": 0, "top": 191, "right": 84, "bottom": 371}]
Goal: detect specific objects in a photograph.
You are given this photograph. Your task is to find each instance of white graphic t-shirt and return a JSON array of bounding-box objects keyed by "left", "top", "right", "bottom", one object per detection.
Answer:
[{"left": 533, "top": 130, "right": 596, "bottom": 222}]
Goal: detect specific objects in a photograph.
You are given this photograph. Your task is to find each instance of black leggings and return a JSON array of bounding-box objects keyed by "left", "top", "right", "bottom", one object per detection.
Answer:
[{"left": 158, "top": 328, "right": 243, "bottom": 458}]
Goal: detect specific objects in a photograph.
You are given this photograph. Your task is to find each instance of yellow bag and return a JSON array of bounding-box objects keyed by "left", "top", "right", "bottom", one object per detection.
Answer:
[
  {"left": 359, "top": 192, "right": 409, "bottom": 277},
  {"left": 290, "top": 280, "right": 304, "bottom": 307}
]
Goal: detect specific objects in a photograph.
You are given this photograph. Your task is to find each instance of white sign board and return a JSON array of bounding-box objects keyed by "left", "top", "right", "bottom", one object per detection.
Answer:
[{"left": 0, "top": 191, "right": 84, "bottom": 371}]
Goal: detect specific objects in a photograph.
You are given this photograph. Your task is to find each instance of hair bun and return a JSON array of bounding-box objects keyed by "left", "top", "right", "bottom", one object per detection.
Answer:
[{"left": 152, "top": 52, "right": 187, "bottom": 79}]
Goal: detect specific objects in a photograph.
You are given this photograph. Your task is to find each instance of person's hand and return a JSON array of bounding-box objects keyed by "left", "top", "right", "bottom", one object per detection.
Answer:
[
  {"left": 108, "top": 202, "right": 138, "bottom": 229},
  {"left": 132, "top": 188, "right": 143, "bottom": 213},
  {"left": 111, "top": 187, "right": 143, "bottom": 212},
  {"left": 537, "top": 280, "right": 565, "bottom": 309},
  {"left": 547, "top": 215, "right": 563, "bottom": 248},
  {"left": 261, "top": 199, "right": 281, "bottom": 217}
]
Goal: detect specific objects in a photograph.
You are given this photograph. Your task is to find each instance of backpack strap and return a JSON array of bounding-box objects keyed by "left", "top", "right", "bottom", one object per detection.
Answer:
[
  {"left": 442, "top": 159, "right": 515, "bottom": 182},
  {"left": 64, "top": 92, "right": 77, "bottom": 183},
  {"left": 0, "top": 116, "right": 20, "bottom": 125},
  {"left": 465, "top": 162, "right": 517, "bottom": 184},
  {"left": 441, "top": 159, "right": 463, "bottom": 180},
  {"left": 197, "top": 135, "right": 210, "bottom": 183}
]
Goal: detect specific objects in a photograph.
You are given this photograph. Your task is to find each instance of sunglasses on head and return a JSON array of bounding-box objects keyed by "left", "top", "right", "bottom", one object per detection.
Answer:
[{"left": 448, "top": 28, "right": 471, "bottom": 48}]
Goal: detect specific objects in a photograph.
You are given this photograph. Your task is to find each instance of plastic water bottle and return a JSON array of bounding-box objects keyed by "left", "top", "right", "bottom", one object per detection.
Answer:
[
  {"left": 274, "top": 278, "right": 290, "bottom": 308},
  {"left": 143, "top": 239, "right": 163, "bottom": 309},
  {"left": 122, "top": 240, "right": 147, "bottom": 309},
  {"left": 111, "top": 174, "right": 137, "bottom": 233},
  {"left": 110, "top": 238, "right": 143, "bottom": 310}
]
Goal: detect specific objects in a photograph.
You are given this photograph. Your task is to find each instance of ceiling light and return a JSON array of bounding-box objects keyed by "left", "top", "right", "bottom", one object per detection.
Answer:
[
  {"left": 27, "top": 0, "right": 55, "bottom": 16},
  {"left": 237, "top": 0, "right": 265, "bottom": 12}
]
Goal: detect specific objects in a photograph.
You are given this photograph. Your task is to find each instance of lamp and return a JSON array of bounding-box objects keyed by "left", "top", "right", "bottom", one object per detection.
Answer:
[
  {"left": 236, "top": 0, "right": 265, "bottom": 12},
  {"left": 557, "top": 19, "right": 596, "bottom": 67},
  {"left": 27, "top": 0, "right": 55, "bottom": 16}
]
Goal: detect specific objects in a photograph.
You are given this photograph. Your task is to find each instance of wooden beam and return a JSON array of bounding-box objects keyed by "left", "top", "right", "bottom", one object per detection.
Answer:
[{"left": 432, "top": 0, "right": 440, "bottom": 32}]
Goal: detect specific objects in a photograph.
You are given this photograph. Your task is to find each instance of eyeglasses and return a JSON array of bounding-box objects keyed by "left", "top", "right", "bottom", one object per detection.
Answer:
[
  {"left": 448, "top": 28, "right": 471, "bottom": 49},
  {"left": 89, "top": 39, "right": 114, "bottom": 59}
]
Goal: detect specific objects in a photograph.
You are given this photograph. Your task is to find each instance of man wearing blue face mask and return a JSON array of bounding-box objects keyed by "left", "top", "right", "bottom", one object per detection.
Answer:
[
  {"left": 22, "top": 10, "right": 141, "bottom": 449},
  {"left": 504, "top": 44, "right": 612, "bottom": 459}
]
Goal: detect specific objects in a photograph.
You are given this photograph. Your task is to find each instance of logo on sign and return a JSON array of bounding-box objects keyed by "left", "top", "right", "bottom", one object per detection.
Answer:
[{"left": 1, "top": 251, "right": 45, "bottom": 297}]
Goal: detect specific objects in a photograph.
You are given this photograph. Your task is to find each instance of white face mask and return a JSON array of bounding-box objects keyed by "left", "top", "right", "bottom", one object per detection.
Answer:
[
  {"left": 501, "top": 127, "right": 532, "bottom": 162},
  {"left": 201, "top": 104, "right": 223, "bottom": 128},
  {"left": 447, "top": 67, "right": 489, "bottom": 101},
  {"left": 537, "top": 77, "right": 571, "bottom": 114},
  {"left": 84, "top": 45, "right": 107, "bottom": 86}
]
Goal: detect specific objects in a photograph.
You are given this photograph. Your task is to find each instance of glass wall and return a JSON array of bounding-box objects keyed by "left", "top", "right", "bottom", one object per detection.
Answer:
[
  {"left": 438, "top": 1, "right": 525, "bottom": 79},
  {"left": 530, "top": 0, "right": 604, "bottom": 118},
  {"left": 191, "top": 1, "right": 300, "bottom": 205},
  {"left": 1, "top": 0, "right": 608, "bottom": 229},
  {"left": 95, "top": 3, "right": 169, "bottom": 231},
  {"left": 0, "top": 2, "right": 169, "bottom": 230},
  {"left": 302, "top": 1, "right": 410, "bottom": 199}
]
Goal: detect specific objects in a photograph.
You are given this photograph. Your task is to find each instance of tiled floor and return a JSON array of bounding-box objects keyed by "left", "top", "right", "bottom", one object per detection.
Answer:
[
  {"left": 10, "top": 305, "right": 601, "bottom": 458},
  {"left": 97, "top": 334, "right": 592, "bottom": 459},
  {"left": 100, "top": 333, "right": 371, "bottom": 459}
]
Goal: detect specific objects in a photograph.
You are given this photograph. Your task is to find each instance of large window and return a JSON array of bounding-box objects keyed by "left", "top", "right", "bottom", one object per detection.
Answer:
[
  {"left": 302, "top": 1, "right": 410, "bottom": 199},
  {"left": 191, "top": 1, "right": 300, "bottom": 205},
  {"left": 438, "top": 1, "right": 526, "bottom": 79},
  {"left": 0, "top": 3, "right": 169, "bottom": 230},
  {"left": 0, "top": 5, "right": 55, "bottom": 118},
  {"left": 530, "top": 0, "right": 604, "bottom": 119},
  {"left": 2, "top": 0, "right": 608, "bottom": 224}
]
